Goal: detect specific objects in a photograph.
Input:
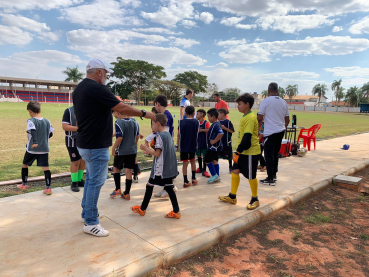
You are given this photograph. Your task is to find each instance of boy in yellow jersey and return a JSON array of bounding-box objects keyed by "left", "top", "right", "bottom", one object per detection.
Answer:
[{"left": 218, "top": 93, "right": 261, "bottom": 210}]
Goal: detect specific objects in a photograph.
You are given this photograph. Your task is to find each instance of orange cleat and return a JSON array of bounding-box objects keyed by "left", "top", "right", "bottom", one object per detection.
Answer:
[
  {"left": 195, "top": 168, "right": 201, "bottom": 173},
  {"left": 165, "top": 211, "right": 181, "bottom": 219},
  {"left": 43, "top": 188, "right": 52, "bottom": 195},
  {"left": 192, "top": 179, "right": 198, "bottom": 186},
  {"left": 202, "top": 171, "right": 211, "bottom": 178},
  {"left": 183, "top": 182, "right": 191, "bottom": 188},
  {"left": 131, "top": 205, "right": 146, "bottom": 216},
  {"left": 110, "top": 189, "right": 121, "bottom": 198},
  {"left": 121, "top": 193, "right": 130, "bottom": 200},
  {"left": 17, "top": 184, "right": 28, "bottom": 190}
]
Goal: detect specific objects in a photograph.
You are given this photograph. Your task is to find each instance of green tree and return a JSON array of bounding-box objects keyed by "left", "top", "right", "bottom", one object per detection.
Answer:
[
  {"left": 173, "top": 71, "right": 208, "bottom": 94},
  {"left": 106, "top": 81, "right": 132, "bottom": 99},
  {"left": 153, "top": 80, "right": 186, "bottom": 102},
  {"left": 278, "top": 87, "right": 286, "bottom": 99},
  {"left": 286, "top": 84, "right": 298, "bottom": 104},
  {"left": 361, "top": 82, "right": 369, "bottom": 99},
  {"left": 312, "top": 83, "right": 328, "bottom": 106},
  {"left": 223, "top": 87, "right": 241, "bottom": 101},
  {"left": 110, "top": 58, "right": 166, "bottom": 104},
  {"left": 62, "top": 66, "right": 84, "bottom": 82},
  {"left": 345, "top": 86, "right": 360, "bottom": 107},
  {"left": 261, "top": 90, "right": 268, "bottom": 98},
  {"left": 331, "top": 79, "right": 342, "bottom": 106}
]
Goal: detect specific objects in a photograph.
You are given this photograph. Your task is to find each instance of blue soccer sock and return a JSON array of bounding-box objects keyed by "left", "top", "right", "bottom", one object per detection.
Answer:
[
  {"left": 207, "top": 163, "right": 217, "bottom": 176},
  {"left": 215, "top": 164, "right": 220, "bottom": 176}
]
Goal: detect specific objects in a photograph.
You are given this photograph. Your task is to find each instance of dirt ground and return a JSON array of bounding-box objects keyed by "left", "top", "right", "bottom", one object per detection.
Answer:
[{"left": 149, "top": 169, "right": 369, "bottom": 277}]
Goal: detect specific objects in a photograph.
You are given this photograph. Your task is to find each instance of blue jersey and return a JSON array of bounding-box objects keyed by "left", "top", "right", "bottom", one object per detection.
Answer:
[
  {"left": 219, "top": 119, "right": 234, "bottom": 147},
  {"left": 179, "top": 118, "right": 199, "bottom": 152},
  {"left": 197, "top": 120, "right": 210, "bottom": 149},
  {"left": 164, "top": 110, "right": 174, "bottom": 137},
  {"left": 207, "top": 121, "right": 224, "bottom": 152}
]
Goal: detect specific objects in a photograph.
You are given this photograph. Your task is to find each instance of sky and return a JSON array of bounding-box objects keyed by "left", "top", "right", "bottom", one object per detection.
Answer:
[{"left": 0, "top": 0, "right": 369, "bottom": 100}]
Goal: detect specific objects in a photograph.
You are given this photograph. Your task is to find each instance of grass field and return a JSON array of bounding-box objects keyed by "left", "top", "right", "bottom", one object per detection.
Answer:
[{"left": 1, "top": 102, "right": 368, "bottom": 182}]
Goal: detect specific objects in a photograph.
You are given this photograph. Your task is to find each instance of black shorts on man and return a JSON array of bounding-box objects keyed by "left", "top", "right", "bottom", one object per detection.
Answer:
[
  {"left": 114, "top": 154, "right": 136, "bottom": 170},
  {"left": 232, "top": 154, "right": 258, "bottom": 180},
  {"left": 23, "top": 152, "right": 49, "bottom": 167}
]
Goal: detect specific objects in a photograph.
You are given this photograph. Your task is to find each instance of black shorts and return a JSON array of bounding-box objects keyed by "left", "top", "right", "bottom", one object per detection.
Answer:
[
  {"left": 204, "top": 150, "right": 219, "bottom": 164},
  {"left": 232, "top": 155, "right": 258, "bottom": 180},
  {"left": 23, "top": 152, "right": 49, "bottom": 167},
  {"left": 148, "top": 176, "right": 174, "bottom": 187},
  {"left": 180, "top": 152, "right": 195, "bottom": 162},
  {"left": 219, "top": 145, "right": 233, "bottom": 160},
  {"left": 67, "top": 147, "right": 81, "bottom": 162},
  {"left": 113, "top": 154, "right": 136, "bottom": 170}
]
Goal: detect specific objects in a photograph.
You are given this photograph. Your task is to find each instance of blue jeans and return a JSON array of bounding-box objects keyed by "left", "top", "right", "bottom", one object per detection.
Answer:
[{"left": 77, "top": 147, "right": 110, "bottom": 225}]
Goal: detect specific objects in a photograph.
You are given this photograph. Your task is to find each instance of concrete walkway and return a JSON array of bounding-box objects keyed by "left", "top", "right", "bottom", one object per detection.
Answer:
[{"left": 1, "top": 133, "right": 368, "bottom": 277}]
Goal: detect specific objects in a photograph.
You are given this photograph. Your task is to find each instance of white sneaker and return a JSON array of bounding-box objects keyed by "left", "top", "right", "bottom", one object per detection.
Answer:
[
  {"left": 160, "top": 185, "right": 178, "bottom": 198},
  {"left": 133, "top": 176, "right": 138, "bottom": 183},
  {"left": 154, "top": 189, "right": 166, "bottom": 197},
  {"left": 83, "top": 224, "right": 109, "bottom": 237},
  {"left": 81, "top": 213, "right": 104, "bottom": 223}
]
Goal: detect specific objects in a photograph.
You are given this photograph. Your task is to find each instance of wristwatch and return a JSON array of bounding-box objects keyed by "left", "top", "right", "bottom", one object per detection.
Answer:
[{"left": 140, "top": 109, "right": 146, "bottom": 120}]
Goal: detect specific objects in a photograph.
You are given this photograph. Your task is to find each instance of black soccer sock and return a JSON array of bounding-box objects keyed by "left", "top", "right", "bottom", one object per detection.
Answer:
[
  {"left": 165, "top": 186, "right": 180, "bottom": 213},
  {"left": 140, "top": 185, "right": 153, "bottom": 211},
  {"left": 228, "top": 193, "right": 236, "bottom": 200},
  {"left": 198, "top": 157, "right": 203, "bottom": 172},
  {"left": 184, "top": 175, "right": 188, "bottom": 183},
  {"left": 124, "top": 179, "right": 132, "bottom": 195},
  {"left": 22, "top": 168, "right": 28, "bottom": 185},
  {"left": 192, "top": 170, "right": 196, "bottom": 180},
  {"left": 44, "top": 170, "right": 51, "bottom": 189},
  {"left": 113, "top": 173, "right": 121, "bottom": 190},
  {"left": 133, "top": 164, "right": 138, "bottom": 177},
  {"left": 250, "top": 196, "right": 259, "bottom": 204},
  {"left": 203, "top": 159, "right": 207, "bottom": 172}
]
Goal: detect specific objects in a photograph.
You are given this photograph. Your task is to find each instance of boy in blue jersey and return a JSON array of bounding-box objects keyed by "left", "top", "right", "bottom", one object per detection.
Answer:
[
  {"left": 205, "top": 108, "right": 224, "bottom": 183},
  {"left": 177, "top": 106, "right": 200, "bottom": 188},
  {"left": 218, "top": 108, "right": 235, "bottom": 173},
  {"left": 180, "top": 89, "right": 194, "bottom": 120},
  {"left": 18, "top": 101, "right": 54, "bottom": 195},
  {"left": 195, "top": 109, "right": 211, "bottom": 178}
]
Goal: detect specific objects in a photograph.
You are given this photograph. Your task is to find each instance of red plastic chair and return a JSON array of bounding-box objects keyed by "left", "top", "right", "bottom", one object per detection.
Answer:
[{"left": 297, "top": 124, "right": 321, "bottom": 151}]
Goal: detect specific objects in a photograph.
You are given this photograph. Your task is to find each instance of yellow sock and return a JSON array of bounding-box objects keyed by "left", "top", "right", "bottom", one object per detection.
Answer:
[
  {"left": 230, "top": 173, "right": 240, "bottom": 195},
  {"left": 248, "top": 178, "right": 258, "bottom": 198}
]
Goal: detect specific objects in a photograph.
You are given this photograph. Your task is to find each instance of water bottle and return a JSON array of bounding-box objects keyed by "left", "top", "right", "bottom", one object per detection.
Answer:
[{"left": 292, "top": 115, "right": 296, "bottom": 127}]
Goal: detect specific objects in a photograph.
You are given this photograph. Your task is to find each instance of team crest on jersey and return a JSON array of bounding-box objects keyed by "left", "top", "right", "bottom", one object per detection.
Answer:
[{"left": 72, "top": 153, "right": 76, "bottom": 158}]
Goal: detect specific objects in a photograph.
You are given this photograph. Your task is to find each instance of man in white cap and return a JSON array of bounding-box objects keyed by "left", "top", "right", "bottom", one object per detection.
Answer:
[{"left": 73, "top": 59, "right": 156, "bottom": 237}]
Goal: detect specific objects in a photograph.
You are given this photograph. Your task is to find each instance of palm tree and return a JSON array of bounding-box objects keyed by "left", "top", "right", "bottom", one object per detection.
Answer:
[
  {"left": 345, "top": 86, "right": 359, "bottom": 107},
  {"left": 312, "top": 83, "right": 328, "bottom": 106},
  {"left": 261, "top": 90, "right": 268, "bottom": 98},
  {"left": 331, "top": 79, "right": 342, "bottom": 106},
  {"left": 63, "top": 66, "right": 84, "bottom": 82},
  {"left": 286, "top": 84, "right": 298, "bottom": 104},
  {"left": 278, "top": 87, "right": 286, "bottom": 99},
  {"left": 361, "top": 82, "right": 369, "bottom": 100}
]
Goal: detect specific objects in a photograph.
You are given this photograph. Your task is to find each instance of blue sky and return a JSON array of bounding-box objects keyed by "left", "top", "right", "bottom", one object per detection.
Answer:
[{"left": 1, "top": 0, "right": 369, "bottom": 100}]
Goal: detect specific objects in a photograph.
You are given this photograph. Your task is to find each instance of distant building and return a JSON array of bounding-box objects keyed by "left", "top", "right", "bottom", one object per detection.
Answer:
[
  {"left": 330, "top": 101, "right": 349, "bottom": 107},
  {"left": 283, "top": 95, "right": 328, "bottom": 106}
]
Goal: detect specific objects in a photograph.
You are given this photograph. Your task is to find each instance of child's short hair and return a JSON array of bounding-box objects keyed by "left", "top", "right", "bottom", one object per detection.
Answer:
[
  {"left": 154, "top": 95, "right": 168, "bottom": 107},
  {"left": 152, "top": 107, "right": 158, "bottom": 113},
  {"left": 218, "top": 108, "right": 228, "bottom": 115},
  {"left": 236, "top": 93, "right": 254, "bottom": 108},
  {"left": 27, "top": 101, "right": 41, "bottom": 113},
  {"left": 186, "top": 89, "right": 194, "bottom": 95},
  {"left": 155, "top": 113, "right": 167, "bottom": 127},
  {"left": 197, "top": 109, "right": 206, "bottom": 117},
  {"left": 185, "top": 105, "right": 195, "bottom": 115},
  {"left": 207, "top": 108, "right": 218, "bottom": 119}
]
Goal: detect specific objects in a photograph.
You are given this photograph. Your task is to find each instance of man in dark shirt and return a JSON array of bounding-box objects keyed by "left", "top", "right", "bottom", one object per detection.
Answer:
[{"left": 73, "top": 59, "right": 155, "bottom": 237}]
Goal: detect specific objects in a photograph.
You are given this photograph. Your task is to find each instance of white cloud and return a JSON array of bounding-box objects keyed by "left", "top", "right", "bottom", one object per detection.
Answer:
[
  {"left": 0, "top": 25, "right": 32, "bottom": 46},
  {"left": 332, "top": 26, "right": 343, "bottom": 32},
  {"left": 325, "top": 66, "right": 369, "bottom": 78},
  {"left": 216, "top": 62, "right": 228, "bottom": 67},
  {"left": 0, "top": 50, "right": 83, "bottom": 80},
  {"left": 1, "top": 14, "right": 50, "bottom": 33},
  {"left": 349, "top": 16, "right": 369, "bottom": 34},
  {"left": 235, "top": 24, "right": 257, "bottom": 30},
  {"left": 195, "top": 12, "right": 214, "bottom": 24},
  {"left": 255, "top": 15, "right": 335, "bottom": 34},
  {"left": 181, "top": 19, "right": 197, "bottom": 28},
  {"left": 216, "top": 38, "right": 248, "bottom": 47},
  {"left": 220, "top": 16, "right": 245, "bottom": 26},
  {"left": 141, "top": 0, "right": 194, "bottom": 27},
  {"left": 60, "top": 0, "right": 142, "bottom": 28},
  {"left": 0, "top": 0, "right": 82, "bottom": 12},
  {"left": 169, "top": 37, "right": 200, "bottom": 48},
  {"left": 132, "top": 27, "right": 183, "bottom": 35},
  {"left": 218, "top": 36, "right": 369, "bottom": 64},
  {"left": 37, "top": 31, "right": 62, "bottom": 43},
  {"left": 120, "top": 0, "right": 141, "bottom": 8}
]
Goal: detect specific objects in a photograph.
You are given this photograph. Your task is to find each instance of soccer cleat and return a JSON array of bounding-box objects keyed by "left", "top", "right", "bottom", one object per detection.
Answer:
[
  {"left": 229, "top": 167, "right": 232, "bottom": 174},
  {"left": 17, "top": 184, "right": 28, "bottom": 190},
  {"left": 247, "top": 200, "right": 260, "bottom": 210},
  {"left": 131, "top": 206, "right": 146, "bottom": 216},
  {"left": 260, "top": 178, "right": 275, "bottom": 186},
  {"left": 183, "top": 182, "right": 191, "bottom": 188},
  {"left": 78, "top": 179, "right": 85, "bottom": 187},
  {"left": 208, "top": 174, "right": 220, "bottom": 184},
  {"left": 195, "top": 168, "right": 201, "bottom": 173},
  {"left": 110, "top": 189, "right": 121, "bottom": 198},
  {"left": 260, "top": 166, "right": 266, "bottom": 172},
  {"left": 202, "top": 171, "right": 211, "bottom": 178},
  {"left": 154, "top": 189, "right": 166, "bottom": 197},
  {"left": 273, "top": 175, "right": 277, "bottom": 182},
  {"left": 43, "top": 188, "right": 52, "bottom": 195},
  {"left": 121, "top": 193, "right": 130, "bottom": 200},
  {"left": 137, "top": 164, "right": 141, "bottom": 175},
  {"left": 165, "top": 211, "right": 181, "bottom": 219},
  {"left": 81, "top": 213, "right": 104, "bottom": 223},
  {"left": 71, "top": 182, "right": 80, "bottom": 192},
  {"left": 83, "top": 224, "right": 109, "bottom": 237},
  {"left": 133, "top": 176, "right": 138, "bottom": 183},
  {"left": 192, "top": 179, "right": 198, "bottom": 186},
  {"left": 218, "top": 195, "right": 237, "bottom": 205}
]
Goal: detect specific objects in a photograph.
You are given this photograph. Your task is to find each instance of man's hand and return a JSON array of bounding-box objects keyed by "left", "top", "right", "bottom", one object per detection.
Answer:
[
  {"left": 220, "top": 125, "right": 225, "bottom": 130},
  {"left": 144, "top": 112, "right": 156, "bottom": 120},
  {"left": 31, "top": 144, "right": 38, "bottom": 148},
  {"left": 112, "top": 148, "right": 117, "bottom": 156},
  {"left": 233, "top": 152, "right": 240, "bottom": 163},
  {"left": 139, "top": 134, "right": 144, "bottom": 140}
]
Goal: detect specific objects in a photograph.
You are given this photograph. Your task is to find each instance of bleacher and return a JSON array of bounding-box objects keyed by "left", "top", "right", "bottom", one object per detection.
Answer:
[{"left": 1, "top": 89, "right": 71, "bottom": 103}]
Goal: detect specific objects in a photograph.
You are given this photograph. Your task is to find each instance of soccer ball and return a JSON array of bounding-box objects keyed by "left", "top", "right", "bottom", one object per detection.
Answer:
[{"left": 297, "top": 147, "right": 307, "bottom": 157}]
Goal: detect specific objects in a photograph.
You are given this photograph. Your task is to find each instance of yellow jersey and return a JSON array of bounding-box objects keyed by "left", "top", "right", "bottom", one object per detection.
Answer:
[{"left": 238, "top": 111, "right": 261, "bottom": 155}]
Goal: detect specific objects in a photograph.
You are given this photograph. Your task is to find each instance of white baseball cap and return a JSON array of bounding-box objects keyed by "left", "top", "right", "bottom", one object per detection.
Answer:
[{"left": 86, "top": 59, "right": 114, "bottom": 73}]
